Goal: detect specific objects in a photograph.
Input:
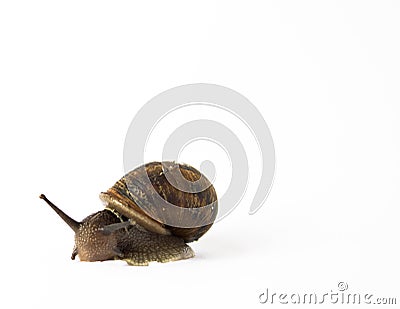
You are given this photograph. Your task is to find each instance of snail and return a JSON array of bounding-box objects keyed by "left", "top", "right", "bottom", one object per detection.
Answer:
[{"left": 40, "top": 161, "right": 218, "bottom": 266}]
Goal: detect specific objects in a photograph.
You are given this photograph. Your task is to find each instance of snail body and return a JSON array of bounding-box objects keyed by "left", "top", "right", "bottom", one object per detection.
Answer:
[{"left": 40, "top": 161, "right": 218, "bottom": 266}]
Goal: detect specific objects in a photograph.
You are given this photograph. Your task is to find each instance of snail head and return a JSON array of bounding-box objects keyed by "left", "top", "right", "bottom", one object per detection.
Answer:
[{"left": 39, "top": 194, "right": 130, "bottom": 262}]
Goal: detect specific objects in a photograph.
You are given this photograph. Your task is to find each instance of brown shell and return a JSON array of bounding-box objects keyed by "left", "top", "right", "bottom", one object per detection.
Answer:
[{"left": 100, "top": 161, "right": 218, "bottom": 242}]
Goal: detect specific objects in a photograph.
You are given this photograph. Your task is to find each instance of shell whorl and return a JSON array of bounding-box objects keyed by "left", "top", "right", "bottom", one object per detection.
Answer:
[{"left": 101, "top": 161, "right": 218, "bottom": 242}]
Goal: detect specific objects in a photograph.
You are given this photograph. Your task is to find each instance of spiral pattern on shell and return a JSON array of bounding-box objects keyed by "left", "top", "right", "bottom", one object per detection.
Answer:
[{"left": 103, "top": 161, "right": 218, "bottom": 242}]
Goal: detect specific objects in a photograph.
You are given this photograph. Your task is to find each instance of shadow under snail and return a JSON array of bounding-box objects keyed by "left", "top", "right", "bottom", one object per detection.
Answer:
[{"left": 40, "top": 161, "right": 218, "bottom": 266}]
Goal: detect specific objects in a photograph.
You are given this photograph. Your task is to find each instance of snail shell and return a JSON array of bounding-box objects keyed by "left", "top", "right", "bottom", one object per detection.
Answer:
[{"left": 100, "top": 161, "right": 218, "bottom": 242}]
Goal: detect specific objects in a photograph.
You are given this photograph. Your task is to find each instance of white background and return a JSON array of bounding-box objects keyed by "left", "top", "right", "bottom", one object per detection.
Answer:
[{"left": 1, "top": 1, "right": 399, "bottom": 308}]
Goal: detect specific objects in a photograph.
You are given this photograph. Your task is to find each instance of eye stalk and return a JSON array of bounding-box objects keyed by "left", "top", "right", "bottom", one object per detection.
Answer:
[{"left": 39, "top": 194, "right": 80, "bottom": 233}]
